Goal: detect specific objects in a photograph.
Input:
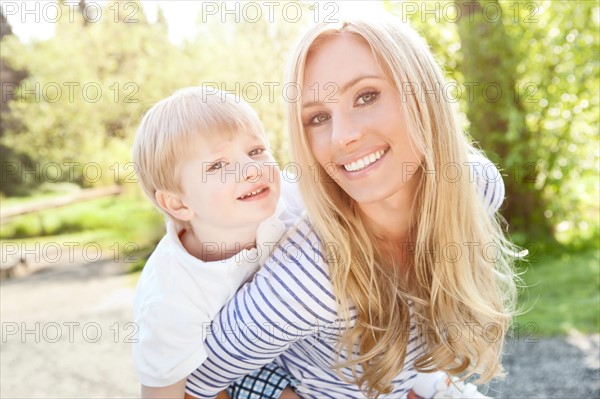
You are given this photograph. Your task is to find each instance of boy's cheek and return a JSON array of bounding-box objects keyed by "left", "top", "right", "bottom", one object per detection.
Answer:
[
  {"left": 263, "top": 162, "right": 282, "bottom": 186},
  {"left": 265, "top": 159, "right": 281, "bottom": 178}
]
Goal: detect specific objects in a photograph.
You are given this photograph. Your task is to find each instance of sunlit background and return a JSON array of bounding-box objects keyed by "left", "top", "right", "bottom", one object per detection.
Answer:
[{"left": 0, "top": 1, "right": 598, "bottom": 397}]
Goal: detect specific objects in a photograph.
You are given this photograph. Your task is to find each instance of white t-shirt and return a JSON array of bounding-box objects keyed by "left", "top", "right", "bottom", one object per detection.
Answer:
[{"left": 132, "top": 181, "right": 303, "bottom": 387}]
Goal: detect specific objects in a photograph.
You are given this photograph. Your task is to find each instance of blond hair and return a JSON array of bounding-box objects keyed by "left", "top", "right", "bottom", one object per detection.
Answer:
[
  {"left": 132, "top": 87, "right": 265, "bottom": 215},
  {"left": 286, "top": 14, "right": 520, "bottom": 397}
]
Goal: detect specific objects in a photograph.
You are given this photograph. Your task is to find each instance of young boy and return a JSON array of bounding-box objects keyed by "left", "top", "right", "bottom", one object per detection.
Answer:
[{"left": 131, "top": 87, "right": 301, "bottom": 398}]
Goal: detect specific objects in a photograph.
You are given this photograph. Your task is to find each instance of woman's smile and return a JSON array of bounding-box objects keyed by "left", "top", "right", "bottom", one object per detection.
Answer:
[
  {"left": 301, "top": 33, "right": 423, "bottom": 206},
  {"left": 341, "top": 146, "right": 389, "bottom": 172}
]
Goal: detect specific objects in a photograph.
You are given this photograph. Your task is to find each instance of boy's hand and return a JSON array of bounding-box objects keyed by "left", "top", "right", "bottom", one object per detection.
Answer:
[
  {"left": 410, "top": 372, "right": 491, "bottom": 399},
  {"left": 407, "top": 389, "right": 425, "bottom": 399},
  {"left": 279, "top": 387, "right": 300, "bottom": 398},
  {"left": 183, "top": 391, "right": 229, "bottom": 399},
  {"left": 142, "top": 380, "right": 186, "bottom": 398}
]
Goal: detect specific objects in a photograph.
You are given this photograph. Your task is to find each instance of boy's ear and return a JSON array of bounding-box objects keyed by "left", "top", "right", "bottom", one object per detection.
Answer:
[{"left": 155, "top": 190, "right": 194, "bottom": 221}]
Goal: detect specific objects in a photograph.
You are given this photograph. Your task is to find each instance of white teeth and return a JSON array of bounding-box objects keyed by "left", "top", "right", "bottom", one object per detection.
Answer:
[
  {"left": 343, "top": 149, "right": 386, "bottom": 172},
  {"left": 239, "top": 187, "right": 265, "bottom": 199}
]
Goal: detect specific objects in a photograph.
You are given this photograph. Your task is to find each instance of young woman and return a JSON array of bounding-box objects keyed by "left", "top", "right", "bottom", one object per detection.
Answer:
[{"left": 186, "top": 12, "right": 518, "bottom": 399}]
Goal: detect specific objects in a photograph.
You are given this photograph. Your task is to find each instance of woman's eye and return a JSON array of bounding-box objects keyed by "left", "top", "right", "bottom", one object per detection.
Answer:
[
  {"left": 249, "top": 147, "right": 265, "bottom": 156},
  {"left": 207, "top": 161, "right": 227, "bottom": 171},
  {"left": 356, "top": 91, "right": 379, "bottom": 106},
  {"left": 308, "top": 113, "right": 330, "bottom": 126}
]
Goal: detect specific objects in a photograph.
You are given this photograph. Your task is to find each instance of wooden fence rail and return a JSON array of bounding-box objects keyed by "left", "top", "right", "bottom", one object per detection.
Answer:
[{"left": 0, "top": 185, "right": 124, "bottom": 222}]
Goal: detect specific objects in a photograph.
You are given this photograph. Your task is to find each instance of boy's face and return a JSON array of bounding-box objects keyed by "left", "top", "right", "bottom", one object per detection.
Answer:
[{"left": 177, "top": 129, "right": 281, "bottom": 235}]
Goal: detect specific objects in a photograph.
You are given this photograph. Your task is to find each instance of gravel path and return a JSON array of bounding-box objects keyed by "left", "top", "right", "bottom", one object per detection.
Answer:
[
  {"left": 488, "top": 332, "right": 600, "bottom": 398},
  {"left": 1, "top": 259, "right": 138, "bottom": 398},
  {"left": 1, "top": 260, "right": 598, "bottom": 398}
]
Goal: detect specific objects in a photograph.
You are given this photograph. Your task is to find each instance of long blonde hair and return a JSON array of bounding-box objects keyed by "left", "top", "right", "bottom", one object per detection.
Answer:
[{"left": 285, "top": 14, "right": 520, "bottom": 397}]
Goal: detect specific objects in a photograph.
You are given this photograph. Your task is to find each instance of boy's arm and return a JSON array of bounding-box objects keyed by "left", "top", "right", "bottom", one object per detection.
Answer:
[
  {"left": 279, "top": 388, "right": 300, "bottom": 398},
  {"left": 143, "top": 380, "right": 230, "bottom": 399},
  {"left": 142, "top": 378, "right": 186, "bottom": 398},
  {"left": 185, "top": 390, "right": 230, "bottom": 399}
]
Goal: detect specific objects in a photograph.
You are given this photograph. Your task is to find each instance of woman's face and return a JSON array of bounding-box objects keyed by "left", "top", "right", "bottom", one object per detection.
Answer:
[{"left": 301, "top": 33, "right": 422, "bottom": 207}]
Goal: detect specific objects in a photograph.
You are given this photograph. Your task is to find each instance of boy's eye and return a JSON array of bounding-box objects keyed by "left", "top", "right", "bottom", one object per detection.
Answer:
[
  {"left": 207, "top": 161, "right": 227, "bottom": 171},
  {"left": 308, "top": 113, "right": 330, "bottom": 126},
  {"left": 249, "top": 147, "right": 265, "bottom": 156},
  {"left": 356, "top": 91, "right": 379, "bottom": 106}
]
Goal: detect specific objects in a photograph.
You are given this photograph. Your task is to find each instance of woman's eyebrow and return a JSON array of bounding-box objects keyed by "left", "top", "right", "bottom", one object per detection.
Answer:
[{"left": 302, "top": 75, "right": 383, "bottom": 109}]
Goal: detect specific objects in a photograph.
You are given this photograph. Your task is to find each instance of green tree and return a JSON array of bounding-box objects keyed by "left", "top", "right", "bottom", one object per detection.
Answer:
[
  {"left": 454, "top": 0, "right": 550, "bottom": 239},
  {"left": 180, "top": 1, "right": 315, "bottom": 163},
  {"left": 389, "top": 0, "right": 599, "bottom": 243},
  {"left": 1, "top": 1, "right": 313, "bottom": 193},
  {"left": 1, "top": 8, "right": 31, "bottom": 196},
  {"left": 1, "top": 1, "right": 194, "bottom": 187}
]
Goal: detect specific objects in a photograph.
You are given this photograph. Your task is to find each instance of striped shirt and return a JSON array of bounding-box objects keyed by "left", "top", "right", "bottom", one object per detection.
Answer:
[{"left": 186, "top": 156, "right": 505, "bottom": 399}]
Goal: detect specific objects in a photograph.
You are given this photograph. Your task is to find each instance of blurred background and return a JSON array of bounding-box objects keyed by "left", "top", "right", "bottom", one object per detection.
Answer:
[{"left": 0, "top": 0, "right": 598, "bottom": 397}]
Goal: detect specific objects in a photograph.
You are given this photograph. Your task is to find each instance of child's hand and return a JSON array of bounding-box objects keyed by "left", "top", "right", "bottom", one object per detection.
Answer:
[
  {"left": 410, "top": 372, "right": 491, "bottom": 398},
  {"left": 183, "top": 390, "right": 229, "bottom": 399},
  {"left": 142, "top": 380, "right": 186, "bottom": 398},
  {"left": 214, "top": 390, "right": 231, "bottom": 399},
  {"left": 407, "top": 389, "right": 425, "bottom": 399},
  {"left": 279, "top": 387, "right": 301, "bottom": 398}
]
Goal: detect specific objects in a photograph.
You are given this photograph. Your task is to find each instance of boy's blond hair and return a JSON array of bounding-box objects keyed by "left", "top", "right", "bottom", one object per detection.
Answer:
[{"left": 132, "top": 87, "right": 265, "bottom": 215}]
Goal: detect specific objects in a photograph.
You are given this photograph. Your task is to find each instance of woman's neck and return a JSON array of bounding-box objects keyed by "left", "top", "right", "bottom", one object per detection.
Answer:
[
  {"left": 358, "top": 170, "right": 422, "bottom": 271},
  {"left": 358, "top": 172, "right": 421, "bottom": 244},
  {"left": 361, "top": 202, "right": 413, "bottom": 242}
]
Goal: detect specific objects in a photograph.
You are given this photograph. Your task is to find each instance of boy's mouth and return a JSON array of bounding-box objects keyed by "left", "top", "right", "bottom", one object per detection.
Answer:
[{"left": 237, "top": 186, "right": 269, "bottom": 200}]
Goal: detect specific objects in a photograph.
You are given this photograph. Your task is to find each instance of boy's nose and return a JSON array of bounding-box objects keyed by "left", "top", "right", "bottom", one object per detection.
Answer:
[{"left": 242, "top": 161, "right": 262, "bottom": 182}]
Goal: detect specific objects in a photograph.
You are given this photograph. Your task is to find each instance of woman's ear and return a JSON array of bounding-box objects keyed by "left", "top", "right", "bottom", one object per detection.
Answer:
[{"left": 155, "top": 190, "right": 194, "bottom": 221}]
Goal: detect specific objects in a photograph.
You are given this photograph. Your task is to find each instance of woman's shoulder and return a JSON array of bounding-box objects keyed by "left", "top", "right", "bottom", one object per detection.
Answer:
[
  {"left": 273, "top": 216, "right": 330, "bottom": 268},
  {"left": 256, "top": 215, "right": 337, "bottom": 296},
  {"left": 251, "top": 215, "right": 340, "bottom": 325},
  {"left": 466, "top": 153, "right": 505, "bottom": 214}
]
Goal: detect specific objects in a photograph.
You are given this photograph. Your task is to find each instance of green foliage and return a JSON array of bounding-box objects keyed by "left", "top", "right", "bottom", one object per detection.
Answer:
[
  {"left": 386, "top": 0, "right": 599, "bottom": 243},
  {"left": 172, "top": 4, "right": 312, "bottom": 163},
  {"left": 0, "top": 144, "right": 36, "bottom": 196},
  {"left": 508, "top": 1, "right": 599, "bottom": 242},
  {"left": 1, "top": 189, "right": 163, "bottom": 243},
  {"left": 0, "top": 189, "right": 164, "bottom": 272},
  {"left": 1, "top": 1, "right": 598, "bottom": 247},
  {"left": 0, "top": 0, "right": 312, "bottom": 184},
  {"left": 1, "top": 1, "right": 180, "bottom": 186},
  {"left": 514, "top": 247, "right": 600, "bottom": 336}
]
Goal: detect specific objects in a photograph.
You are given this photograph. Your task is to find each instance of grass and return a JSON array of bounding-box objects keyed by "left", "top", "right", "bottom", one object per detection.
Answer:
[
  {"left": 514, "top": 247, "right": 600, "bottom": 337},
  {"left": 2, "top": 193, "right": 159, "bottom": 240},
  {"left": 1, "top": 190, "right": 163, "bottom": 272},
  {"left": 0, "top": 182, "right": 83, "bottom": 207}
]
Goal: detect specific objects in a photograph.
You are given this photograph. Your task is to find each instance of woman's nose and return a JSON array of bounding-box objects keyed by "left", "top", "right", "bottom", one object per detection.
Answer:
[{"left": 331, "top": 115, "right": 362, "bottom": 149}]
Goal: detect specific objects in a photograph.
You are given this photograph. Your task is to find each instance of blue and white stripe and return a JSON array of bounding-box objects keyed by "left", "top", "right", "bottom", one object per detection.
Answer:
[
  {"left": 186, "top": 218, "right": 422, "bottom": 398},
  {"left": 186, "top": 157, "right": 504, "bottom": 399}
]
